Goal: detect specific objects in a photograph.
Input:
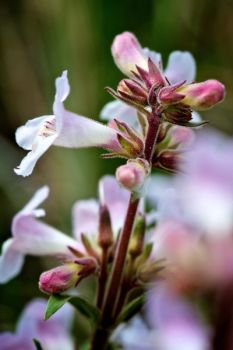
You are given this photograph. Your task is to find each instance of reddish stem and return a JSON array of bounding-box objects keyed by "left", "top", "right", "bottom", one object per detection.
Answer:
[{"left": 90, "top": 111, "right": 161, "bottom": 350}]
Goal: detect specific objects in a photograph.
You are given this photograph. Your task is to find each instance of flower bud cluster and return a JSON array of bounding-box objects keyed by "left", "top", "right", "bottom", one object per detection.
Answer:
[{"left": 110, "top": 32, "right": 225, "bottom": 126}]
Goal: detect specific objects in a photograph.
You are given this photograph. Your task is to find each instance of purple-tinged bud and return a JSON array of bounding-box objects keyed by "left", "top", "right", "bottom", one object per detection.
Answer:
[
  {"left": 75, "top": 257, "right": 98, "bottom": 279},
  {"left": 164, "top": 104, "right": 192, "bottom": 124},
  {"left": 157, "top": 150, "right": 183, "bottom": 172},
  {"left": 117, "top": 79, "right": 148, "bottom": 105},
  {"left": 39, "top": 263, "right": 80, "bottom": 294},
  {"left": 116, "top": 158, "right": 150, "bottom": 193},
  {"left": 98, "top": 204, "right": 113, "bottom": 248},
  {"left": 111, "top": 32, "right": 148, "bottom": 77},
  {"left": 158, "top": 82, "right": 185, "bottom": 105},
  {"left": 178, "top": 79, "right": 225, "bottom": 110}
]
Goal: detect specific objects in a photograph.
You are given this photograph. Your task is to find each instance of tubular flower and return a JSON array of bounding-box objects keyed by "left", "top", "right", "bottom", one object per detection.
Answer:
[
  {"left": 114, "top": 284, "right": 210, "bottom": 350},
  {"left": 0, "top": 299, "right": 74, "bottom": 350},
  {"left": 14, "top": 71, "right": 121, "bottom": 176},
  {"left": 0, "top": 176, "right": 131, "bottom": 286}
]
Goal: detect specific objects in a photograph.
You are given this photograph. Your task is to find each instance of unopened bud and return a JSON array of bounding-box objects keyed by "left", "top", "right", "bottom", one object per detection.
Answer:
[
  {"left": 129, "top": 215, "right": 146, "bottom": 258},
  {"left": 158, "top": 82, "right": 185, "bottom": 105},
  {"left": 111, "top": 32, "right": 147, "bottom": 77},
  {"left": 134, "top": 242, "right": 153, "bottom": 269},
  {"left": 117, "top": 79, "right": 148, "bottom": 105},
  {"left": 178, "top": 79, "right": 225, "bottom": 110},
  {"left": 75, "top": 257, "right": 98, "bottom": 278},
  {"left": 158, "top": 150, "right": 183, "bottom": 172},
  {"left": 137, "top": 260, "right": 165, "bottom": 283},
  {"left": 98, "top": 205, "right": 113, "bottom": 248},
  {"left": 39, "top": 263, "right": 79, "bottom": 294},
  {"left": 116, "top": 158, "right": 150, "bottom": 193}
]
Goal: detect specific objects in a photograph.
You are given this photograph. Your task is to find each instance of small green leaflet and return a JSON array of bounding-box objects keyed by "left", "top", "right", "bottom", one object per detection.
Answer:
[
  {"left": 117, "top": 295, "right": 145, "bottom": 323},
  {"left": 44, "top": 294, "right": 100, "bottom": 323}
]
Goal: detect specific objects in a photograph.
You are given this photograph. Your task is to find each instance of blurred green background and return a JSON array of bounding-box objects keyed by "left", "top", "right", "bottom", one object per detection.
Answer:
[{"left": 0, "top": 0, "right": 233, "bottom": 342}]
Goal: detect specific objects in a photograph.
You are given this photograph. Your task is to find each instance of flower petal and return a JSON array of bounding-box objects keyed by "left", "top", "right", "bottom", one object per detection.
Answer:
[
  {"left": 12, "top": 216, "right": 81, "bottom": 257},
  {"left": 54, "top": 110, "right": 120, "bottom": 151},
  {"left": 20, "top": 186, "right": 49, "bottom": 217},
  {"left": 15, "top": 116, "right": 53, "bottom": 150},
  {"left": 2, "top": 298, "right": 75, "bottom": 350},
  {"left": 72, "top": 199, "right": 99, "bottom": 240},
  {"left": 0, "top": 239, "right": 24, "bottom": 283},
  {"left": 165, "top": 51, "right": 196, "bottom": 85},
  {"left": 146, "top": 284, "right": 210, "bottom": 350},
  {"left": 53, "top": 70, "right": 70, "bottom": 133},
  {"left": 111, "top": 32, "right": 148, "bottom": 77},
  {"left": 0, "top": 332, "right": 32, "bottom": 350},
  {"left": 99, "top": 176, "right": 130, "bottom": 233},
  {"left": 143, "top": 48, "right": 162, "bottom": 69},
  {"left": 14, "top": 129, "right": 57, "bottom": 177},
  {"left": 100, "top": 100, "right": 138, "bottom": 128}
]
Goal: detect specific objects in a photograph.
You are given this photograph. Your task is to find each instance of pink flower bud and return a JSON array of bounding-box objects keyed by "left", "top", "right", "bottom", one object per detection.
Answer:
[
  {"left": 158, "top": 82, "right": 185, "bottom": 105},
  {"left": 178, "top": 79, "right": 225, "bottom": 110},
  {"left": 117, "top": 79, "right": 148, "bottom": 105},
  {"left": 158, "top": 150, "right": 183, "bottom": 172},
  {"left": 39, "top": 263, "right": 79, "bottom": 294},
  {"left": 116, "top": 158, "right": 150, "bottom": 193},
  {"left": 111, "top": 32, "right": 148, "bottom": 77}
]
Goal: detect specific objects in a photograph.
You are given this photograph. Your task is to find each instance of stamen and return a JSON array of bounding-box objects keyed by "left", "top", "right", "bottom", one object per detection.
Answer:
[{"left": 38, "top": 118, "right": 56, "bottom": 137}]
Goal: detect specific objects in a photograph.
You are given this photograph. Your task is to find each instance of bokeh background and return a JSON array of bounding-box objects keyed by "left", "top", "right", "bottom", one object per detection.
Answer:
[{"left": 0, "top": 0, "right": 233, "bottom": 343}]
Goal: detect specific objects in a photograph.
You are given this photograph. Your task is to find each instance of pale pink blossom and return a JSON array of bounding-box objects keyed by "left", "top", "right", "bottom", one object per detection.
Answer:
[
  {"left": 0, "top": 298, "right": 74, "bottom": 350},
  {"left": 15, "top": 71, "right": 120, "bottom": 176},
  {"left": 0, "top": 176, "right": 130, "bottom": 284}
]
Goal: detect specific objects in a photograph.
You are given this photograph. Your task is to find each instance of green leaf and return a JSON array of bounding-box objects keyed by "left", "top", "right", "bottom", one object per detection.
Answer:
[
  {"left": 33, "top": 339, "right": 44, "bottom": 350},
  {"left": 117, "top": 295, "right": 145, "bottom": 323},
  {"left": 45, "top": 294, "right": 70, "bottom": 320},
  {"left": 69, "top": 296, "right": 100, "bottom": 323},
  {"left": 44, "top": 294, "right": 100, "bottom": 323}
]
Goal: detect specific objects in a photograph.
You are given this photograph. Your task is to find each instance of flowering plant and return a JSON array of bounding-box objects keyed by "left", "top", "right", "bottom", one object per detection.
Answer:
[{"left": 1, "top": 31, "right": 231, "bottom": 350}]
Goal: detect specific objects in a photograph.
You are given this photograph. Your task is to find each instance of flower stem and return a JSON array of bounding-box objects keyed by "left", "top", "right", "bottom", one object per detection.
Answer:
[
  {"left": 90, "top": 111, "right": 161, "bottom": 350},
  {"left": 90, "top": 195, "right": 139, "bottom": 350},
  {"left": 102, "top": 195, "right": 140, "bottom": 325}
]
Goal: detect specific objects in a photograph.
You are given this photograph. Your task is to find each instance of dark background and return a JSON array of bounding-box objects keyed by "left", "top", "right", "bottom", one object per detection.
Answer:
[{"left": 0, "top": 0, "right": 233, "bottom": 340}]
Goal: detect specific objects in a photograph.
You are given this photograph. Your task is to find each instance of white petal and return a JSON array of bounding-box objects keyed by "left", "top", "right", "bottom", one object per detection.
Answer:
[
  {"left": 14, "top": 132, "right": 57, "bottom": 177},
  {"left": 165, "top": 51, "right": 196, "bottom": 84},
  {"left": 100, "top": 100, "right": 138, "bottom": 128},
  {"left": 15, "top": 115, "right": 53, "bottom": 150},
  {"left": 0, "top": 239, "right": 24, "bottom": 283},
  {"left": 21, "top": 186, "right": 49, "bottom": 217},
  {"left": 11, "top": 216, "right": 82, "bottom": 257},
  {"left": 55, "top": 70, "right": 70, "bottom": 103},
  {"left": 99, "top": 176, "right": 130, "bottom": 234},
  {"left": 54, "top": 110, "right": 120, "bottom": 151},
  {"left": 53, "top": 71, "right": 70, "bottom": 133},
  {"left": 72, "top": 199, "right": 99, "bottom": 241}
]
